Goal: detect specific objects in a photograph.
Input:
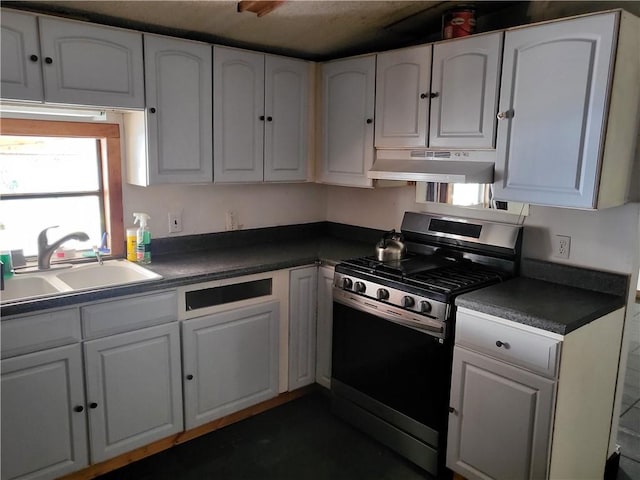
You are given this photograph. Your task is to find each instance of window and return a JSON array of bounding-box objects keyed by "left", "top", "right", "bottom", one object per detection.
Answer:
[{"left": 0, "top": 119, "right": 124, "bottom": 259}]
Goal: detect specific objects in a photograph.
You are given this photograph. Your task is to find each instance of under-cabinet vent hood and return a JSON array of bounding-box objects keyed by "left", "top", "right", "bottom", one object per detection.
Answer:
[{"left": 369, "top": 149, "right": 496, "bottom": 183}]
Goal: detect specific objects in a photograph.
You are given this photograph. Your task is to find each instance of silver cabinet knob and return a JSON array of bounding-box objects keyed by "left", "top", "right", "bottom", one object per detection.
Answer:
[{"left": 497, "top": 110, "right": 514, "bottom": 120}]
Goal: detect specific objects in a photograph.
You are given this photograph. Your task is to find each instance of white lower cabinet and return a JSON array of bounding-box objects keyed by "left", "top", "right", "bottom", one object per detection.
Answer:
[
  {"left": 182, "top": 300, "right": 280, "bottom": 429},
  {"left": 83, "top": 322, "right": 183, "bottom": 463},
  {"left": 448, "top": 306, "right": 624, "bottom": 480},
  {"left": 1, "top": 343, "right": 88, "bottom": 480},
  {"left": 447, "top": 346, "right": 555, "bottom": 480},
  {"left": 288, "top": 266, "right": 318, "bottom": 390},
  {"left": 315, "top": 265, "right": 334, "bottom": 389}
]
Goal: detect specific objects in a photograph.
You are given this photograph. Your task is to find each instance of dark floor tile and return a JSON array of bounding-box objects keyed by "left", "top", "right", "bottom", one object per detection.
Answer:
[
  {"left": 620, "top": 404, "right": 640, "bottom": 432},
  {"left": 97, "top": 393, "right": 435, "bottom": 480},
  {"left": 628, "top": 350, "right": 640, "bottom": 373},
  {"left": 618, "top": 427, "right": 640, "bottom": 462},
  {"left": 618, "top": 456, "right": 640, "bottom": 480}
]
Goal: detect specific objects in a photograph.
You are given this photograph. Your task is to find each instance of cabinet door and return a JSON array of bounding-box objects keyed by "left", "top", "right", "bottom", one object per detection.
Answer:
[
  {"left": 38, "top": 17, "right": 144, "bottom": 108},
  {"left": 430, "top": 33, "right": 502, "bottom": 149},
  {"left": 315, "top": 265, "right": 334, "bottom": 389},
  {"left": 0, "top": 9, "right": 43, "bottom": 102},
  {"left": 1, "top": 344, "right": 88, "bottom": 480},
  {"left": 289, "top": 266, "right": 317, "bottom": 390},
  {"left": 447, "top": 346, "right": 555, "bottom": 480},
  {"left": 182, "top": 301, "right": 279, "bottom": 429},
  {"left": 494, "top": 13, "right": 617, "bottom": 208},
  {"left": 84, "top": 323, "right": 183, "bottom": 463},
  {"left": 264, "top": 55, "right": 310, "bottom": 182},
  {"left": 319, "top": 55, "right": 375, "bottom": 187},
  {"left": 144, "top": 35, "right": 212, "bottom": 184},
  {"left": 213, "top": 46, "right": 265, "bottom": 183},
  {"left": 375, "top": 45, "right": 431, "bottom": 148}
]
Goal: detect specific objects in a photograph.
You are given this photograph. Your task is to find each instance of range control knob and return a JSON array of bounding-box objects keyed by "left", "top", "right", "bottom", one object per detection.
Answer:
[
  {"left": 420, "top": 300, "right": 432, "bottom": 313},
  {"left": 342, "top": 277, "right": 353, "bottom": 290},
  {"left": 377, "top": 288, "right": 389, "bottom": 300},
  {"left": 402, "top": 296, "right": 415, "bottom": 308},
  {"left": 354, "top": 281, "right": 366, "bottom": 293}
]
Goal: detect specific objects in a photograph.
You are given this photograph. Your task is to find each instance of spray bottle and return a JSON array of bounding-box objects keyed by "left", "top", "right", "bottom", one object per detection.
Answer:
[{"left": 133, "top": 212, "right": 151, "bottom": 264}]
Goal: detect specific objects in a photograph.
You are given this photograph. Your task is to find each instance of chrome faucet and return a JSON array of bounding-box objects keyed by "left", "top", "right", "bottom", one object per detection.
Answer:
[{"left": 37, "top": 226, "right": 89, "bottom": 270}]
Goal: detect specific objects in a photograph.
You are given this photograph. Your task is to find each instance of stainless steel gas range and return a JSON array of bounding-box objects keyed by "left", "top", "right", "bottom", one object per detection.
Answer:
[{"left": 331, "top": 212, "right": 523, "bottom": 477}]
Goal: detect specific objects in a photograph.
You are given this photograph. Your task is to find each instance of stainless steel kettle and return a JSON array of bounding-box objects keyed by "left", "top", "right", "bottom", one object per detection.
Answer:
[{"left": 375, "top": 229, "right": 407, "bottom": 262}]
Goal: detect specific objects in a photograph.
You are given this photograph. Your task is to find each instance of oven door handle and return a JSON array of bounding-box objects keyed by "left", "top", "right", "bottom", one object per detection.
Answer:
[{"left": 333, "top": 288, "right": 445, "bottom": 339}]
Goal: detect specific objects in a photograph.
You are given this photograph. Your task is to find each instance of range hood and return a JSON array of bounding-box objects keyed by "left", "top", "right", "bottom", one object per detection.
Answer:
[{"left": 369, "top": 149, "right": 496, "bottom": 183}]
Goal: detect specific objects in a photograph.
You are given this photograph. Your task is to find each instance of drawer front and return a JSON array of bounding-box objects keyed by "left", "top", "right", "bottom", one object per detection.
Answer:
[
  {"left": 82, "top": 290, "right": 178, "bottom": 339},
  {"left": 455, "top": 309, "right": 561, "bottom": 378},
  {"left": 1, "top": 308, "right": 82, "bottom": 358}
]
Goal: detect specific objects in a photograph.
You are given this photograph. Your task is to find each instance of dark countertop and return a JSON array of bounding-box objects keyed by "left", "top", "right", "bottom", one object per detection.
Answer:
[
  {"left": 455, "top": 259, "right": 629, "bottom": 335},
  {"left": 1, "top": 235, "right": 373, "bottom": 318}
]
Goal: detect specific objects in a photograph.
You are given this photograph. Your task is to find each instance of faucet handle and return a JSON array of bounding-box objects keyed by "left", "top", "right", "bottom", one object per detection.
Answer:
[{"left": 38, "top": 226, "right": 59, "bottom": 247}]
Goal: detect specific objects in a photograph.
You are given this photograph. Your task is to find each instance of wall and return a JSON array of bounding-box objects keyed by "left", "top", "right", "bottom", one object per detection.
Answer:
[{"left": 122, "top": 182, "right": 327, "bottom": 238}]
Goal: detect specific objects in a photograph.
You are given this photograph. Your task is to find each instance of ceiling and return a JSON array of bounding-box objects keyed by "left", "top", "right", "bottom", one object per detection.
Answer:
[{"left": 4, "top": 1, "right": 640, "bottom": 60}]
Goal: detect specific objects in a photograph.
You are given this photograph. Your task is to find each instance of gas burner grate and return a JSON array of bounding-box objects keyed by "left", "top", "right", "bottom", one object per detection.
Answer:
[{"left": 407, "top": 265, "right": 508, "bottom": 294}]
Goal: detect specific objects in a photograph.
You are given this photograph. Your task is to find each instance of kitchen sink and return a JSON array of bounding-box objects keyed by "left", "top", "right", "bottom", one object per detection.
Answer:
[
  {"left": 54, "top": 260, "right": 162, "bottom": 289},
  {"left": 1, "top": 275, "right": 70, "bottom": 302},
  {"left": 1, "top": 260, "right": 162, "bottom": 303}
]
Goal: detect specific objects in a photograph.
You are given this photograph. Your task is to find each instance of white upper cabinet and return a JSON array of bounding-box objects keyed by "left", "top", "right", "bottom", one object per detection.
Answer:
[
  {"left": 375, "top": 45, "right": 432, "bottom": 148},
  {"left": 374, "top": 33, "right": 502, "bottom": 150},
  {"left": 214, "top": 46, "right": 265, "bottom": 183},
  {"left": 134, "top": 34, "right": 212, "bottom": 185},
  {"left": 214, "top": 46, "right": 311, "bottom": 183},
  {"left": 264, "top": 56, "right": 310, "bottom": 182},
  {"left": 430, "top": 32, "right": 502, "bottom": 149},
  {"left": 0, "top": 9, "right": 43, "bottom": 102},
  {"left": 318, "top": 55, "right": 376, "bottom": 187},
  {"left": 38, "top": 16, "right": 144, "bottom": 108},
  {"left": 494, "top": 11, "right": 640, "bottom": 209}
]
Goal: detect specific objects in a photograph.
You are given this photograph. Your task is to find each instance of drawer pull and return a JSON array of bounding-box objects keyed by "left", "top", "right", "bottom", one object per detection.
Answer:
[{"left": 495, "top": 340, "right": 510, "bottom": 349}]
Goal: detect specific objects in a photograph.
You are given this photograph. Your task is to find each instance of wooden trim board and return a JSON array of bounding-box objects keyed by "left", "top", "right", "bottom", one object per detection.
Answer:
[{"left": 58, "top": 386, "right": 317, "bottom": 480}]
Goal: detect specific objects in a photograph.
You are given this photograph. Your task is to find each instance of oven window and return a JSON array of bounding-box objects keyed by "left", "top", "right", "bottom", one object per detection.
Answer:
[{"left": 332, "top": 302, "right": 453, "bottom": 432}]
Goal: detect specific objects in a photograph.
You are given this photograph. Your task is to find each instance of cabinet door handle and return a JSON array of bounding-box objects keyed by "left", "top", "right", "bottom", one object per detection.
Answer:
[
  {"left": 266, "top": 116, "right": 273, "bottom": 122},
  {"left": 89, "top": 402, "right": 98, "bottom": 409},
  {"left": 429, "top": 92, "right": 439, "bottom": 99},
  {"left": 73, "top": 405, "right": 84, "bottom": 413},
  {"left": 29, "top": 54, "right": 39, "bottom": 62},
  {"left": 366, "top": 118, "right": 373, "bottom": 124},
  {"left": 497, "top": 110, "right": 514, "bottom": 120},
  {"left": 259, "top": 115, "right": 265, "bottom": 121},
  {"left": 448, "top": 406, "right": 457, "bottom": 415},
  {"left": 420, "top": 93, "right": 428, "bottom": 99},
  {"left": 149, "top": 107, "right": 157, "bottom": 114},
  {"left": 495, "top": 340, "right": 510, "bottom": 349},
  {"left": 186, "top": 374, "right": 194, "bottom": 380},
  {"left": 44, "top": 57, "right": 53, "bottom": 65}
]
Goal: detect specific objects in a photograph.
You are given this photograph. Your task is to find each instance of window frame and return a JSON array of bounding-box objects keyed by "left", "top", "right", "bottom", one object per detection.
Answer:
[{"left": 0, "top": 118, "right": 124, "bottom": 258}]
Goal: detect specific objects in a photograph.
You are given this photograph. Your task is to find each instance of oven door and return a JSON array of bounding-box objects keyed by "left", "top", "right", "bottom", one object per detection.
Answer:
[{"left": 331, "top": 293, "right": 453, "bottom": 473}]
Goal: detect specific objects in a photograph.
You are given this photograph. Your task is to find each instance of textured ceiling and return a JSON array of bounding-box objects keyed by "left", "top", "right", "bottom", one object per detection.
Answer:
[
  {"left": 3, "top": 1, "right": 525, "bottom": 60},
  {"left": 4, "top": 1, "right": 640, "bottom": 60}
]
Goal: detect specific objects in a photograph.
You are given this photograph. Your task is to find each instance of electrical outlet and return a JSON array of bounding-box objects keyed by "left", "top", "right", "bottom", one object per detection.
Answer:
[
  {"left": 168, "top": 212, "right": 182, "bottom": 233},
  {"left": 553, "top": 235, "right": 571, "bottom": 259}
]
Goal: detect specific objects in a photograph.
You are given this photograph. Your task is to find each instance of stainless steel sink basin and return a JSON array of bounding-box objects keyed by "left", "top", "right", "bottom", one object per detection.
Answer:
[
  {"left": 54, "top": 260, "right": 162, "bottom": 289},
  {"left": 1, "top": 260, "right": 162, "bottom": 303},
  {"left": 1, "top": 275, "right": 70, "bottom": 302}
]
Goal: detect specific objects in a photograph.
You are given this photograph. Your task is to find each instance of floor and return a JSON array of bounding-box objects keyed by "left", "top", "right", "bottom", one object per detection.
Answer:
[
  {"left": 617, "top": 300, "right": 640, "bottom": 479},
  {"left": 97, "top": 303, "right": 640, "bottom": 480},
  {"left": 96, "top": 392, "right": 433, "bottom": 480}
]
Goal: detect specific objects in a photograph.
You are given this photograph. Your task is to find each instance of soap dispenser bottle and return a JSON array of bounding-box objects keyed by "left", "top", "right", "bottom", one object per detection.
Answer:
[{"left": 133, "top": 212, "right": 151, "bottom": 264}]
